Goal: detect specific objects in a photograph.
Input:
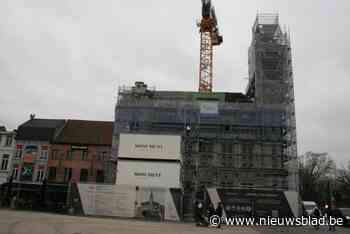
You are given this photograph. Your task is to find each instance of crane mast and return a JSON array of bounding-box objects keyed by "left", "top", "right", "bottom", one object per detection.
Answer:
[{"left": 198, "top": 0, "right": 223, "bottom": 92}]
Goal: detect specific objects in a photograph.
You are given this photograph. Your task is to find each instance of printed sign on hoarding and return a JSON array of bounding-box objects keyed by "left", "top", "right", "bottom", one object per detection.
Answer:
[
  {"left": 77, "top": 184, "right": 181, "bottom": 221},
  {"left": 116, "top": 160, "right": 181, "bottom": 188},
  {"left": 200, "top": 101, "right": 219, "bottom": 114},
  {"left": 78, "top": 184, "right": 136, "bottom": 217},
  {"left": 118, "top": 134, "right": 181, "bottom": 160}
]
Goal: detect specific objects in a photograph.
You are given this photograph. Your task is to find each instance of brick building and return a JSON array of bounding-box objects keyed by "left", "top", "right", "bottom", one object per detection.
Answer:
[{"left": 48, "top": 120, "right": 113, "bottom": 184}]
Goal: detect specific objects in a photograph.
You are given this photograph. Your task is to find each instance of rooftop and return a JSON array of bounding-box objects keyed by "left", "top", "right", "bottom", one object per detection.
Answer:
[
  {"left": 16, "top": 118, "right": 65, "bottom": 141},
  {"left": 19, "top": 118, "right": 65, "bottom": 129},
  {"left": 118, "top": 82, "right": 252, "bottom": 103},
  {"left": 54, "top": 120, "right": 113, "bottom": 146}
]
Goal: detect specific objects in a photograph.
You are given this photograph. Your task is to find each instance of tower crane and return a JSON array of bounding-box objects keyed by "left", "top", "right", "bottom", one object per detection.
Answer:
[{"left": 198, "top": 0, "right": 223, "bottom": 92}]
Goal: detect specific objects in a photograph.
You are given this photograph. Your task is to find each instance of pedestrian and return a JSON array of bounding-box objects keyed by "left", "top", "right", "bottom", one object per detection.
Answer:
[
  {"left": 312, "top": 207, "right": 321, "bottom": 230},
  {"left": 225, "top": 205, "right": 232, "bottom": 219},
  {"left": 195, "top": 201, "right": 206, "bottom": 226},
  {"left": 194, "top": 201, "right": 200, "bottom": 226},
  {"left": 325, "top": 204, "right": 336, "bottom": 231},
  {"left": 207, "top": 203, "right": 215, "bottom": 220},
  {"left": 10, "top": 195, "right": 16, "bottom": 209},
  {"left": 215, "top": 202, "right": 223, "bottom": 228}
]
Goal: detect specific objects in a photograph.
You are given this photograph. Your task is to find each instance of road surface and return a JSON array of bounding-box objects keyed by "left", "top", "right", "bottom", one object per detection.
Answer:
[{"left": 0, "top": 209, "right": 348, "bottom": 234}]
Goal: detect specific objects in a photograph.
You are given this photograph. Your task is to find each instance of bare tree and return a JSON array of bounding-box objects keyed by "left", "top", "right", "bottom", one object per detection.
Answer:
[
  {"left": 335, "top": 161, "right": 350, "bottom": 206},
  {"left": 299, "top": 152, "right": 336, "bottom": 202}
]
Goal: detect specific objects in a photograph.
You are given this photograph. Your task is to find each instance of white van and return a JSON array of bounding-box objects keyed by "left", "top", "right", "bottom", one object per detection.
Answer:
[{"left": 302, "top": 201, "right": 317, "bottom": 216}]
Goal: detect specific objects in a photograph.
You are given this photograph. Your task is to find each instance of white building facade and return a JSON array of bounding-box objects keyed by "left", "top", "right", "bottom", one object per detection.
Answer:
[
  {"left": 0, "top": 127, "right": 15, "bottom": 185},
  {"left": 116, "top": 133, "right": 182, "bottom": 188}
]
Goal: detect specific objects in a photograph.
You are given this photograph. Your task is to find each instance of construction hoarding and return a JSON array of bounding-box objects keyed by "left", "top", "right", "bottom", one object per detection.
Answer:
[{"left": 77, "top": 183, "right": 181, "bottom": 221}]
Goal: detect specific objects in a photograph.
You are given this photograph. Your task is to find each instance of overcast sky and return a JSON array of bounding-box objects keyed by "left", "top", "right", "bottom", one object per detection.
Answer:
[{"left": 1, "top": 0, "right": 349, "bottom": 164}]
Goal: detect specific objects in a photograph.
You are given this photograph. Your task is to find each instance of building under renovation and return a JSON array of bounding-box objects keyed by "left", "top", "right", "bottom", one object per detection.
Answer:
[{"left": 113, "top": 14, "right": 298, "bottom": 218}]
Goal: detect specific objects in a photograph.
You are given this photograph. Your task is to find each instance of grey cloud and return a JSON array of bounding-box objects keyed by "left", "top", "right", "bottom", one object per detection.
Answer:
[{"left": 0, "top": 0, "right": 350, "bottom": 165}]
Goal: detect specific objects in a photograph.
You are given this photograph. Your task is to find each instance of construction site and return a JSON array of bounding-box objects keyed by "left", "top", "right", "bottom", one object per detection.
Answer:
[{"left": 112, "top": 1, "right": 299, "bottom": 219}]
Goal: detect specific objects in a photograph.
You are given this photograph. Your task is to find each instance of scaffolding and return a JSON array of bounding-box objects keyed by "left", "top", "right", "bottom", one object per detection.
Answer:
[
  {"left": 247, "top": 14, "right": 298, "bottom": 189},
  {"left": 113, "top": 14, "right": 298, "bottom": 219}
]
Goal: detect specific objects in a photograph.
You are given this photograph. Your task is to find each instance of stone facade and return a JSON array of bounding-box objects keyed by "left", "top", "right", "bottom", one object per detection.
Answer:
[{"left": 0, "top": 127, "right": 16, "bottom": 184}]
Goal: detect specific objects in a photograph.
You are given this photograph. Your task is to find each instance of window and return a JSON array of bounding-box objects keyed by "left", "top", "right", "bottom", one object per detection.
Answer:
[
  {"left": 96, "top": 170, "right": 104, "bottom": 183},
  {"left": 51, "top": 150, "right": 58, "bottom": 160},
  {"left": 262, "top": 145, "right": 272, "bottom": 155},
  {"left": 102, "top": 152, "right": 107, "bottom": 161},
  {"left": 1, "top": 155, "right": 9, "bottom": 170},
  {"left": 80, "top": 168, "right": 89, "bottom": 182},
  {"left": 222, "top": 143, "right": 233, "bottom": 154},
  {"left": 40, "top": 151, "right": 48, "bottom": 160},
  {"left": 222, "top": 155, "right": 233, "bottom": 167},
  {"left": 199, "top": 155, "right": 211, "bottom": 167},
  {"left": 66, "top": 150, "right": 73, "bottom": 160},
  {"left": 272, "top": 178, "right": 279, "bottom": 187},
  {"left": 48, "top": 167, "right": 57, "bottom": 180},
  {"left": 241, "top": 155, "right": 247, "bottom": 168},
  {"left": 5, "top": 135, "right": 13, "bottom": 146},
  {"left": 271, "top": 145, "right": 276, "bottom": 155},
  {"left": 97, "top": 152, "right": 107, "bottom": 161},
  {"left": 241, "top": 144, "right": 248, "bottom": 155},
  {"left": 64, "top": 168, "right": 72, "bottom": 182},
  {"left": 272, "top": 158, "right": 279, "bottom": 169},
  {"left": 40, "top": 146, "right": 49, "bottom": 160},
  {"left": 81, "top": 151, "right": 88, "bottom": 161},
  {"left": 199, "top": 142, "right": 213, "bottom": 152},
  {"left": 12, "top": 166, "right": 19, "bottom": 180},
  {"left": 15, "top": 145, "right": 23, "bottom": 159},
  {"left": 36, "top": 169, "right": 45, "bottom": 182}
]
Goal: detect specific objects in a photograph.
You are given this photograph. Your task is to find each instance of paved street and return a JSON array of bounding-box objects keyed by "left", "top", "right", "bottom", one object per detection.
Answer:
[{"left": 0, "top": 209, "right": 349, "bottom": 234}]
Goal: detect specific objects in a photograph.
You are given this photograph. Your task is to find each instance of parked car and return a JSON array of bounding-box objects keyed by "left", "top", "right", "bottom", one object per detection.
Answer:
[
  {"left": 333, "top": 208, "right": 350, "bottom": 227},
  {"left": 302, "top": 201, "right": 317, "bottom": 216}
]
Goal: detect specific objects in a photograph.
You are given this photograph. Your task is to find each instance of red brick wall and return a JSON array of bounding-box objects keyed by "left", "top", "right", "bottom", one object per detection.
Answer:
[{"left": 48, "top": 144, "right": 109, "bottom": 183}]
